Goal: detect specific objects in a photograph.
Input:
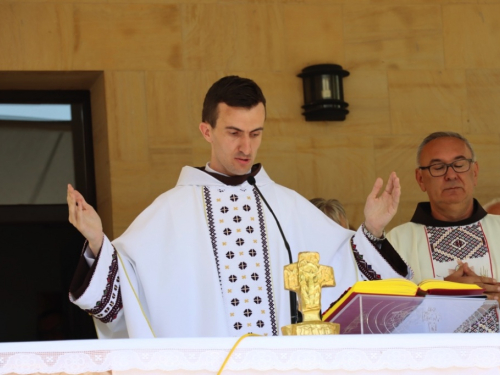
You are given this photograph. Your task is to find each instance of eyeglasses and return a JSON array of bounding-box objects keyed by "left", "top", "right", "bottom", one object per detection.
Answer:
[{"left": 419, "top": 159, "right": 474, "bottom": 177}]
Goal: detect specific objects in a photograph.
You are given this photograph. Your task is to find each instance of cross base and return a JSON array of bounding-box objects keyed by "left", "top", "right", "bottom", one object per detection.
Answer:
[{"left": 281, "top": 321, "right": 340, "bottom": 336}]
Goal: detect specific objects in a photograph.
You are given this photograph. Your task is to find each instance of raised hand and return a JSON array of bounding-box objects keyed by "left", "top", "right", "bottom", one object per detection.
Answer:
[
  {"left": 67, "top": 184, "right": 103, "bottom": 256},
  {"left": 363, "top": 172, "right": 401, "bottom": 237}
]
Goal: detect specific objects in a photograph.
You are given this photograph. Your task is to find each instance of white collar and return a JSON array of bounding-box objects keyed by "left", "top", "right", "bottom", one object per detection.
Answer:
[
  {"left": 205, "top": 162, "right": 251, "bottom": 176},
  {"left": 176, "top": 165, "right": 273, "bottom": 187}
]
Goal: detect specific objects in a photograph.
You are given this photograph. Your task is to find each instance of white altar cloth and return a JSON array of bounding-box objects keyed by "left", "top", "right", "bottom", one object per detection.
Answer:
[{"left": 1, "top": 334, "right": 500, "bottom": 375}]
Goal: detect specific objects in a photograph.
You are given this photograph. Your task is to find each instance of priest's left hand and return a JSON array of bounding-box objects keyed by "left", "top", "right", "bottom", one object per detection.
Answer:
[{"left": 363, "top": 172, "right": 400, "bottom": 238}]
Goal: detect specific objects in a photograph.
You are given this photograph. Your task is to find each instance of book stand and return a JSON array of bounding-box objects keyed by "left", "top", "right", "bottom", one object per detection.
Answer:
[{"left": 328, "top": 295, "right": 499, "bottom": 334}]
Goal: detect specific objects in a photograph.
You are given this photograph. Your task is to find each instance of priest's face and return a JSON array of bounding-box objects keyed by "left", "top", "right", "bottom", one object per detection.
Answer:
[
  {"left": 415, "top": 137, "right": 478, "bottom": 220},
  {"left": 199, "top": 102, "right": 265, "bottom": 176}
]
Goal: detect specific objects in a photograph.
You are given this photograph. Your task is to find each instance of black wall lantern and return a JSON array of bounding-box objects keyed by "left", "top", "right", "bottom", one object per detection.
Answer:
[{"left": 298, "top": 64, "right": 350, "bottom": 121}]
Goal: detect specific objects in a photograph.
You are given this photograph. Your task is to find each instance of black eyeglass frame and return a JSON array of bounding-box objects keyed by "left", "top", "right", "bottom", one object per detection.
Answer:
[{"left": 418, "top": 158, "right": 475, "bottom": 177}]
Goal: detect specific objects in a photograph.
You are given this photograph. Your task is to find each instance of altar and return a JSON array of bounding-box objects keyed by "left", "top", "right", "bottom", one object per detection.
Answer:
[{"left": 1, "top": 334, "right": 500, "bottom": 375}]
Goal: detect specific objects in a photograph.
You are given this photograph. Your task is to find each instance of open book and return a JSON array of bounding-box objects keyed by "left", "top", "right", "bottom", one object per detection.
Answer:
[{"left": 322, "top": 278, "right": 484, "bottom": 324}]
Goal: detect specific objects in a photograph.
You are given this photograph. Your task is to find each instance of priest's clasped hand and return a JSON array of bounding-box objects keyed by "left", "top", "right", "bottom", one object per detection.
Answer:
[
  {"left": 67, "top": 184, "right": 104, "bottom": 257},
  {"left": 445, "top": 261, "right": 500, "bottom": 300},
  {"left": 363, "top": 171, "right": 401, "bottom": 238}
]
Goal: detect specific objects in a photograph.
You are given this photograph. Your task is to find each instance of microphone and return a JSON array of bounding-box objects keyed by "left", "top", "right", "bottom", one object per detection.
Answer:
[{"left": 247, "top": 175, "right": 300, "bottom": 324}]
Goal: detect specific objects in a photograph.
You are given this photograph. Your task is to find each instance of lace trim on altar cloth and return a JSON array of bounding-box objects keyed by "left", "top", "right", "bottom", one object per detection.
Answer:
[{"left": 2, "top": 342, "right": 500, "bottom": 374}]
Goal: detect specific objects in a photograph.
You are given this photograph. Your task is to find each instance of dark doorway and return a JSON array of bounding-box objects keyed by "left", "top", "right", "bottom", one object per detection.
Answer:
[{"left": 0, "top": 91, "right": 97, "bottom": 341}]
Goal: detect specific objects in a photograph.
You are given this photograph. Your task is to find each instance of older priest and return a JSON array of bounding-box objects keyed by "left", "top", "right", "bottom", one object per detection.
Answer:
[
  {"left": 68, "top": 76, "right": 409, "bottom": 338},
  {"left": 387, "top": 132, "right": 500, "bottom": 332}
]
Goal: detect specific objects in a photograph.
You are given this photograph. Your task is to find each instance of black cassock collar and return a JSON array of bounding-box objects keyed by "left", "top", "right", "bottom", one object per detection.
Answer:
[{"left": 411, "top": 198, "right": 487, "bottom": 227}]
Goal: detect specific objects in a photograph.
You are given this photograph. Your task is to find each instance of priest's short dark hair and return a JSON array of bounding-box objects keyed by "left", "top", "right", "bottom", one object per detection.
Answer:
[{"left": 202, "top": 75, "right": 266, "bottom": 127}]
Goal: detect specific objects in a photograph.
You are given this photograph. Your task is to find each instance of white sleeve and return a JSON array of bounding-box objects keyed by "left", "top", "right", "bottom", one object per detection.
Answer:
[
  {"left": 83, "top": 245, "right": 96, "bottom": 267},
  {"left": 352, "top": 226, "right": 412, "bottom": 280},
  {"left": 69, "top": 235, "right": 127, "bottom": 337}
]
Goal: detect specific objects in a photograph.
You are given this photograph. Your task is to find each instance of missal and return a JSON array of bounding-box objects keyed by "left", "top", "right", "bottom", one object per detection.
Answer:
[{"left": 322, "top": 279, "right": 486, "bottom": 334}]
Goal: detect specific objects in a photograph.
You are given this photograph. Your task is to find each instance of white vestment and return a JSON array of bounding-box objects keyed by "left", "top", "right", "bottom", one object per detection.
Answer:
[
  {"left": 387, "top": 201, "right": 500, "bottom": 284},
  {"left": 71, "top": 166, "right": 406, "bottom": 338},
  {"left": 386, "top": 201, "right": 500, "bottom": 333}
]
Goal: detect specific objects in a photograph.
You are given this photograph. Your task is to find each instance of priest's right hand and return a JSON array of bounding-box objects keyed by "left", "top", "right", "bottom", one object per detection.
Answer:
[{"left": 67, "top": 184, "right": 103, "bottom": 257}]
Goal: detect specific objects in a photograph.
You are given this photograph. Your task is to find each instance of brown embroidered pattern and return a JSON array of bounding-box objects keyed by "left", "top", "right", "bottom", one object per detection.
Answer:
[
  {"left": 252, "top": 187, "right": 278, "bottom": 336},
  {"left": 455, "top": 304, "right": 499, "bottom": 333},
  {"left": 351, "top": 237, "right": 381, "bottom": 280},
  {"left": 85, "top": 250, "right": 123, "bottom": 323},
  {"left": 427, "top": 223, "right": 488, "bottom": 263},
  {"left": 203, "top": 186, "right": 222, "bottom": 288}
]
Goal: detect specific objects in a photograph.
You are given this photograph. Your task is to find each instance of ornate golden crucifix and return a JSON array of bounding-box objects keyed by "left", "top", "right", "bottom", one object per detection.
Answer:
[{"left": 281, "top": 252, "right": 340, "bottom": 335}]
